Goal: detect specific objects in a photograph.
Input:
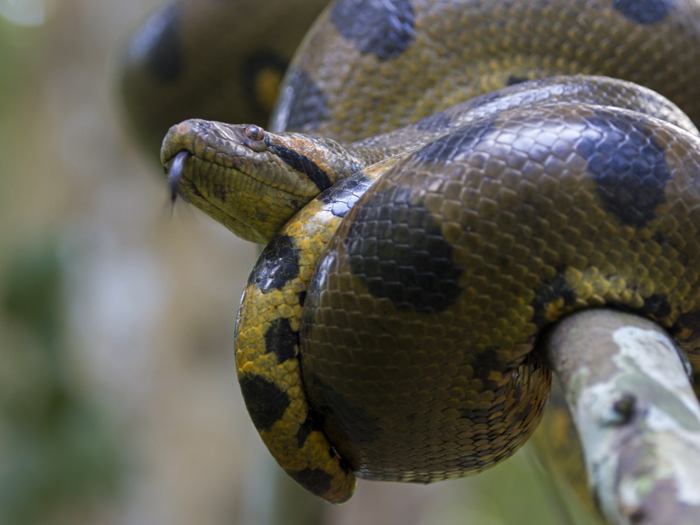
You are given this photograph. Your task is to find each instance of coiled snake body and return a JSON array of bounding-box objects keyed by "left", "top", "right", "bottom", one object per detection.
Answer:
[{"left": 133, "top": 0, "right": 700, "bottom": 505}]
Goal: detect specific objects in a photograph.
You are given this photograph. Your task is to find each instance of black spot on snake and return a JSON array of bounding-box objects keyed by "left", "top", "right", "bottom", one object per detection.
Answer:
[
  {"left": 301, "top": 369, "right": 380, "bottom": 447},
  {"left": 670, "top": 309, "right": 700, "bottom": 343},
  {"left": 415, "top": 110, "right": 453, "bottom": 132},
  {"left": 575, "top": 109, "right": 671, "bottom": 228},
  {"left": 318, "top": 172, "right": 375, "bottom": 218},
  {"left": 248, "top": 234, "right": 300, "bottom": 293},
  {"left": 330, "top": 0, "right": 416, "bottom": 60},
  {"left": 266, "top": 142, "right": 332, "bottom": 192},
  {"left": 242, "top": 51, "right": 288, "bottom": 113},
  {"left": 530, "top": 272, "right": 578, "bottom": 327},
  {"left": 239, "top": 374, "right": 291, "bottom": 432},
  {"left": 507, "top": 75, "right": 528, "bottom": 86},
  {"left": 414, "top": 114, "right": 499, "bottom": 163},
  {"left": 264, "top": 317, "right": 298, "bottom": 363},
  {"left": 288, "top": 468, "right": 334, "bottom": 496},
  {"left": 295, "top": 406, "right": 326, "bottom": 448},
  {"left": 284, "top": 69, "right": 330, "bottom": 131},
  {"left": 344, "top": 184, "right": 464, "bottom": 313},
  {"left": 137, "top": 3, "right": 183, "bottom": 82},
  {"left": 613, "top": 0, "right": 674, "bottom": 25},
  {"left": 640, "top": 293, "right": 673, "bottom": 318},
  {"left": 471, "top": 347, "right": 508, "bottom": 381}
]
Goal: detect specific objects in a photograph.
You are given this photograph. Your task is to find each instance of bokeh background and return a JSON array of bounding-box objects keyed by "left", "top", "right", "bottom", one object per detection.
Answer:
[{"left": 0, "top": 0, "right": 600, "bottom": 523}]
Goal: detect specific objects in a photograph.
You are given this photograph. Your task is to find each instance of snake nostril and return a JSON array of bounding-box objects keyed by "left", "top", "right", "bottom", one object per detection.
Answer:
[{"left": 166, "top": 150, "right": 192, "bottom": 202}]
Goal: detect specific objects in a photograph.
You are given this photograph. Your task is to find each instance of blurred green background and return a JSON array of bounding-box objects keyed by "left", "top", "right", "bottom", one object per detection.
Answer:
[{"left": 0, "top": 1, "right": 597, "bottom": 523}]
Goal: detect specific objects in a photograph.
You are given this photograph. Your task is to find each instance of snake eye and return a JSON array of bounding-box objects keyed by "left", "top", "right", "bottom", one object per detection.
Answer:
[{"left": 244, "top": 125, "right": 265, "bottom": 141}]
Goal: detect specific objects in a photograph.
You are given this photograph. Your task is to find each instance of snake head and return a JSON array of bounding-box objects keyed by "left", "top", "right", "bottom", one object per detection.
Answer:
[
  {"left": 161, "top": 119, "right": 362, "bottom": 244},
  {"left": 161, "top": 119, "right": 322, "bottom": 243}
]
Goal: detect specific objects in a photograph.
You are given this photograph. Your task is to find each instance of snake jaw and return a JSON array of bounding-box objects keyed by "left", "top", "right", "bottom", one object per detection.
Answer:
[
  {"left": 160, "top": 119, "right": 338, "bottom": 243},
  {"left": 161, "top": 119, "right": 322, "bottom": 196}
]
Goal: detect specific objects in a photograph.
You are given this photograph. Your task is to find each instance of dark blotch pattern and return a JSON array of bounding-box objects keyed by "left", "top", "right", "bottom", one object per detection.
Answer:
[
  {"left": 288, "top": 467, "right": 334, "bottom": 496},
  {"left": 266, "top": 141, "right": 332, "bottom": 192},
  {"left": 248, "top": 234, "right": 300, "bottom": 293},
  {"left": 344, "top": 185, "right": 464, "bottom": 313},
  {"left": 285, "top": 70, "right": 330, "bottom": 131},
  {"left": 507, "top": 75, "right": 528, "bottom": 86},
  {"left": 318, "top": 172, "right": 375, "bottom": 217},
  {"left": 531, "top": 272, "right": 578, "bottom": 327},
  {"left": 471, "top": 347, "right": 508, "bottom": 378},
  {"left": 295, "top": 406, "right": 326, "bottom": 448},
  {"left": 143, "top": 3, "right": 182, "bottom": 82},
  {"left": 640, "top": 293, "right": 673, "bottom": 318},
  {"left": 239, "top": 375, "right": 291, "bottom": 432},
  {"left": 242, "top": 51, "right": 288, "bottom": 112},
  {"left": 330, "top": 0, "right": 416, "bottom": 60},
  {"left": 671, "top": 310, "right": 700, "bottom": 343},
  {"left": 613, "top": 0, "right": 674, "bottom": 25},
  {"left": 264, "top": 317, "right": 298, "bottom": 363},
  {"left": 575, "top": 109, "right": 671, "bottom": 228},
  {"left": 301, "top": 369, "right": 380, "bottom": 447},
  {"left": 414, "top": 114, "right": 499, "bottom": 163}
]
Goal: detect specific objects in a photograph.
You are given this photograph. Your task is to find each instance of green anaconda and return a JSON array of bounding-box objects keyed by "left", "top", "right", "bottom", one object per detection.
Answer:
[{"left": 132, "top": 0, "right": 700, "bottom": 506}]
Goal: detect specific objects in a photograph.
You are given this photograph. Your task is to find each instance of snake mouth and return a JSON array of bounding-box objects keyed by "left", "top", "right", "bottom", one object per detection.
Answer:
[
  {"left": 160, "top": 119, "right": 323, "bottom": 199},
  {"left": 161, "top": 121, "right": 320, "bottom": 243}
]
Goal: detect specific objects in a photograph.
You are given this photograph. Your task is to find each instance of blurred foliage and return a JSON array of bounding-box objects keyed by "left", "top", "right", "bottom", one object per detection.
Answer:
[
  {"left": 0, "top": 243, "right": 121, "bottom": 525},
  {"left": 0, "top": 18, "right": 45, "bottom": 113}
]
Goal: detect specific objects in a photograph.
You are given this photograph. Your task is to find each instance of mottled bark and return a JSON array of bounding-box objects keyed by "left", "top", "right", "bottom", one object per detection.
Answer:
[{"left": 545, "top": 308, "right": 700, "bottom": 525}]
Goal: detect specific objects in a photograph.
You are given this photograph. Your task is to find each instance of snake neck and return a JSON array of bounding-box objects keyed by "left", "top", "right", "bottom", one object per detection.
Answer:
[{"left": 160, "top": 119, "right": 376, "bottom": 243}]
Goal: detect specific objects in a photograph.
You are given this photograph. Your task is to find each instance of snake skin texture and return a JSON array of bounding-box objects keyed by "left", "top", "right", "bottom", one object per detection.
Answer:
[
  {"left": 300, "top": 102, "right": 700, "bottom": 484},
  {"left": 150, "top": 0, "right": 700, "bottom": 505},
  {"left": 273, "top": 0, "right": 700, "bottom": 141},
  {"left": 120, "top": 0, "right": 329, "bottom": 158}
]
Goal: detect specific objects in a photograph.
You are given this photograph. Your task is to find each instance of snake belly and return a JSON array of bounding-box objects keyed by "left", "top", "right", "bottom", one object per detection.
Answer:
[{"left": 155, "top": 0, "right": 700, "bottom": 505}]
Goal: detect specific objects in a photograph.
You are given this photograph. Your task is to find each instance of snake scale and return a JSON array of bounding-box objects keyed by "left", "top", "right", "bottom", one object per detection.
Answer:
[{"left": 126, "top": 0, "right": 700, "bottom": 505}]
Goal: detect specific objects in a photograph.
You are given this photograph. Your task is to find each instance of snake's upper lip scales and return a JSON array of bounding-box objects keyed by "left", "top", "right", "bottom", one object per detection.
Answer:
[
  {"left": 160, "top": 119, "right": 322, "bottom": 198},
  {"left": 161, "top": 119, "right": 247, "bottom": 169}
]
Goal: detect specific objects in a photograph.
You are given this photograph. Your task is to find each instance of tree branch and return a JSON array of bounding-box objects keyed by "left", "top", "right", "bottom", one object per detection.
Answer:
[{"left": 544, "top": 308, "right": 700, "bottom": 525}]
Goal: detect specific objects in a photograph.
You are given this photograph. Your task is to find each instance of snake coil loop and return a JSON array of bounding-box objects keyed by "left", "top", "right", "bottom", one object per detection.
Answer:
[{"left": 128, "top": 0, "right": 700, "bottom": 504}]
